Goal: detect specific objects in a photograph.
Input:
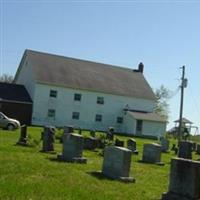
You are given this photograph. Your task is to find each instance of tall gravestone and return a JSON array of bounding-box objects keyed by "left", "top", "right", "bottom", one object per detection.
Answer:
[
  {"left": 142, "top": 143, "right": 163, "bottom": 165},
  {"left": 17, "top": 125, "right": 28, "bottom": 146},
  {"left": 160, "top": 137, "right": 170, "bottom": 152},
  {"left": 127, "top": 138, "right": 138, "bottom": 154},
  {"left": 106, "top": 127, "right": 114, "bottom": 141},
  {"left": 58, "top": 133, "right": 87, "bottom": 163},
  {"left": 41, "top": 126, "right": 55, "bottom": 152},
  {"left": 162, "top": 158, "right": 200, "bottom": 200},
  {"left": 178, "top": 141, "right": 193, "bottom": 159},
  {"left": 102, "top": 146, "right": 134, "bottom": 182}
]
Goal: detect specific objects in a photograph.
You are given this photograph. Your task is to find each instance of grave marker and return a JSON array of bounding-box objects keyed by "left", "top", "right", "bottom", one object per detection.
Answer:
[
  {"left": 115, "top": 138, "right": 124, "bottom": 147},
  {"left": 127, "top": 138, "right": 138, "bottom": 154},
  {"left": 178, "top": 140, "right": 193, "bottom": 159},
  {"left": 162, "top": 158, "right": 200, "bottom": 200},
  {"left": 102, "top": 146, "right": 134, "bottom": 182},
  {"left": 16, "top": 125, "right": 28, "bottom": 146},
  {"left": 160, "top": 137, "right": 170, "bottom": 152},
  {"left": 142, "top": 143, "right": 164, "bottom": 165},
  {"left": 58, "top": 133, "right": 87, "bottom": 163},
  {"left": 41, "top": 126, "right": 55, "bottom": 152}
]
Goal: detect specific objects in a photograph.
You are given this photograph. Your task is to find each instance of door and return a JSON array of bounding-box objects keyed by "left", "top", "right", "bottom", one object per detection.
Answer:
[{"left": 136, "top": 120, "right": 143, "bottom": 135}]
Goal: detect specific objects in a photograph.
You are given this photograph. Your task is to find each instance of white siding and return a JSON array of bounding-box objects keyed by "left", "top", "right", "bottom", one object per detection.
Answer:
[
  {"left": 142, "top": 121, "right": 166, "bottom": 137},
  {"left": 14, "top": 58, "right": 36, "bottom": 100},
  {"left": 123, "top": 113, "right": 136, "bottom": 135},
  {"left": 124, "top": 112, "right": 166, "bottom": 136},
  {"left": 32, "top": 83, "right": 155, "bottom": 133}
]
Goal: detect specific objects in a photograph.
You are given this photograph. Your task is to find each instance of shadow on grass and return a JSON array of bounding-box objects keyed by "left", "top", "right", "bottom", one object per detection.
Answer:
[
  {"left": 39, "top": 150, "right": 57, "bottom": 154},
  {"left": 48, "top": 157, "right": 60, "bottom": 162},
  {"left": 87, "top": 171, "right": 115, "bottom": 181},
  {"left": 87, "top": 171, "right": 135, "bottom": 183},
  {"left": 138, "top": 160, "right": 165, "bottom": 166}
]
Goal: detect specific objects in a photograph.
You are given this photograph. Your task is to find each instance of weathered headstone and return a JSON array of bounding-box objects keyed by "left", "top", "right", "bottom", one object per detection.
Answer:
[
  {"left": 127, "top": 138, "right": 138, "bottom": 154},
  {"left": 115, "top": 138, "right": 124, "bottom": 147},
  {"left": 17, "top": 125, "right": 28, "bottom": 146},
  {"left": 102, "top": 146, "right": 134, "bottom": 182},
  {"left": 98, "top": 139, "right": 105, "bottom": 149},
  {"left": 41, "top": 126, "right": 55, "bottom": 152},
  {"left": 90, "top": 130, "right": 95, "bottom": 138},
  {"left": 58, "top": 133, "right": 87, "bottom": 163},
  {"left": 142, "top": 143, "right": 163, "bottom": 165},
  {"left": 160, "top": 137, "right": 170, "bottom": 152},
  {"left": 196, "top": 144, "right": 200, "bottom": 155},
  {"left": 106, "top": 127, "right": 114, "bottom": 141},
  {"left": 162, "top": 158, "right": 200, "bottom": 200},
  {"left": 178, "top": 140, "right": 193, "bottom": 159},
  {"left": 84, "top": 137, "right": 98, "bottom": 150},
  {"left": 63, "top": 125, "right": 74, "bottom": 134}
]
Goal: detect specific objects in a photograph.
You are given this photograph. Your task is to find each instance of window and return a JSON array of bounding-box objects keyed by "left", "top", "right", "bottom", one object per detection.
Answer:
[
  {"left": 49, "top": 90, "right": 57, "bottom": 98},
  {"left": 95, "top": 114, "right": 102, "bottom": 122},
  {"left": 48, "top": 109, "right": 55, "bottom": 118},
  {"left": 74, "top": 93, "right": 81, "bottom": 101},
  {"left": 72, "top": 112, "right": 80, "bottom": 120},
  {"left": 117, "top": 117, "right": 123, "bottom": 124},
  {"left": 97, "top": 97, "right": 104, "bottom": 104}
]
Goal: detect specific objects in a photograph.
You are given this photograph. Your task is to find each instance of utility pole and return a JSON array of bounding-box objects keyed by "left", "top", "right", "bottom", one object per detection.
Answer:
[{"left": 178, "top": 66, "right": 187, "bottom": 141}]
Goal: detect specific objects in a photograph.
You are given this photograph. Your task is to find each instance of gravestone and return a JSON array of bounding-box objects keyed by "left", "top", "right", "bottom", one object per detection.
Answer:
[
  {"left": 98, "top": 139, "right": 105, "bottom": 149},
  {"left": 63, "top": 125, "right": 74, "bottom": 134},
  {"left": 178, "top": 140, "right": 193, "bottom": 159},
  {"left": 196, "top": 144, "right": 200, "bottom": 155},
  {"left": 115, "top": 138, "right": 124, "bottom": 147},
  {"left": 106, "top": 127, "right": 114, "bottom": 141},
  {"left": 17, "top": 125, "right": 28, "bottom": 146},
  {"left": 58, "top": 133, "right": 87, "bottom": 163},
  {"left": 41, "top": 126, "right": 55, "bottom": 152},
  {"left": 102, "top": 146, "right": 134, "bottom": 182},
  {"left": 84, "top": 137, "right": 98, "bottom": 150},
  {"left": 142, "top": 143, "right": 163, "bottom": 165},
  {"left": 162, "top": 158, "right": 200, "bottom": 200},
  {"left": 127, "top": 138, "right": 139, "bottom": 154},
  {"left": 90, "top": 130, "right": 95, "bottom": 138},
  {"left": 160, "top": 137, "right": 170, "bottom": 152}
]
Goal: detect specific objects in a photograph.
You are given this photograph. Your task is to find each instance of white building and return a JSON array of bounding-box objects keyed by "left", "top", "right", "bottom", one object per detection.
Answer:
[{"left": 14, "top": 49, "right": 167, "bottom": 137}]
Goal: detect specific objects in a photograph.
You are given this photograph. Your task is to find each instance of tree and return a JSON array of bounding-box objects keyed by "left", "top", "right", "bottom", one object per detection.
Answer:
[
  {"left": 0, "top": 74, "right": 14, "bottom": 83},
  {"left": 154, "top": 85, "right": 172, "bottom": 119}
]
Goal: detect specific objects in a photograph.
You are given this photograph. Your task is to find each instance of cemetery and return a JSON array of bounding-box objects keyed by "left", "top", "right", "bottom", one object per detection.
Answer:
[{"left": 0, "top": 126, "right": 200, "bottom": 200}]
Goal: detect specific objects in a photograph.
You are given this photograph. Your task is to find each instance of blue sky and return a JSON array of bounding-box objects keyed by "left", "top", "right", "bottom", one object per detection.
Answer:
[{"left": 0, "top": 1, "right": 200, "bottom": 132}]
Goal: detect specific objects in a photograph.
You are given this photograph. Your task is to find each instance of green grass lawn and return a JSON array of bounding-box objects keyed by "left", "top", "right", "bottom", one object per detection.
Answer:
[{"left": 0, "top": 127, "right": 199, "bottom": 200}]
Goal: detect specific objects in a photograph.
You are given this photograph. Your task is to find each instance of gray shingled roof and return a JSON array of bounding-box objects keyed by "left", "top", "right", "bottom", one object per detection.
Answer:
[
  {"left": 128, "top": 111, "right": 167, "bottom": 122},
  {"left": 16, "top": 50, "right": 156, "bottom": 100}
]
